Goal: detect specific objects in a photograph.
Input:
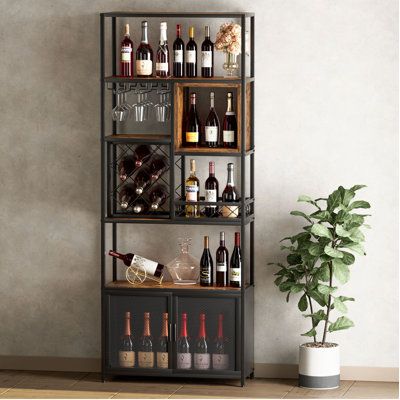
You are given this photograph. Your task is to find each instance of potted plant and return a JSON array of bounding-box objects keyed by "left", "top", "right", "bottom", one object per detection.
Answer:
[{"left": 269, "top": 185, "right": 371, "bottom": 389}]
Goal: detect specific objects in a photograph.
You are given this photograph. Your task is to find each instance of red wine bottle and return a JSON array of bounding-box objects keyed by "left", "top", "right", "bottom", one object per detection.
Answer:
[
  {"left": 156, "top": 22, "right": 169, "bottom": 78},
  {"left": 120, "top": 24, "right": 134, "bottom": 77},
  {"left": 186, "top": 27, "right": 197, "bottom": 77},
  {"left": 149, "top": 156, "right": 168, "bottom": 181},
  {"left": 138, "top": 312, "right": 154, "bottom": 368},
  {"left": 200, "top": 236, "right": 213, "bottom": 286},
  {"left": 184, "top": 93, "right": 201, "bottom": 147},
  {"left": 133, "top": 167, "right": 151, "bottom": 195},
  {"left": 149, "top": 185, "right": 167, "bottom": 210},
  {"left": 221, "top": 163, "right": 239, "bottom": 218},
  {"left": 222, "top": 92, "right": 237, "bottom": 148},
  {"left": 119, "top": 311, "right": 135, "bottom": 368},
  {"left": 194, "top": 313, "right": 210, "bottom": 370},
  {"left": 157, "top": 313, "right": 169, "bottom": 369},
  {"left": 134, "top": 145, "right": 151, "bottom": 167},
  {"left": 119, "top": 184, "right": 136, "bottom": 209},
  {"left": 230, "top": 232, "right": 242, "bottom": 287},
  {"left": 119, "top": 155, "right": 137, "bottom": 181},
  {"left": 173, "top": 24, "right": 184, "bottom": 77},
  {"left": 108, "top": 250, "right": 164, "bottom": 277},
  {"left": 212, "top": 314, "right": 229, "bottom": 370},
  {"left": 132, "top": 199, "right": 149, "bottom": 214},
  {"left": 205, "top": 92, "right": 220, "bottom": 148},
  {"left": 136, "top": 21, "right": 153, "bottom": 77},
  {"left": 177, "top": 313, "right": 191, "bottom": 369},
  {"left": 205, "top": 161, "right": 219, "bottom": 217},
  {"left": 216, "top": 232, "right": 229, "bottom": 287},
  {"left": 201, "top": 26, "right": 214, "bottom": 78}
]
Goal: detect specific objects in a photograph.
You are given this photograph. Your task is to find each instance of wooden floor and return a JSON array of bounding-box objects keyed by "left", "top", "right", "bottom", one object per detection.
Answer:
[{"left": 0, "top": 370, "right": 398, "bottom": 399}]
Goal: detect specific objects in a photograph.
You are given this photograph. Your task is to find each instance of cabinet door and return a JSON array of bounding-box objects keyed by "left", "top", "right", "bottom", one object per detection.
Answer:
[
  {"left": 174, "top": 294, "right": 240, "bottom": 374},
  {"left": 106, "top": 292, "right": 172, "bottom": 372}
]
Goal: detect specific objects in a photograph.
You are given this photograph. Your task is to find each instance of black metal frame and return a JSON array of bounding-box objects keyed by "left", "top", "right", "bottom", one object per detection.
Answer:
[{"left": 100, "top": 11, "right": 255, "bottom": 386}]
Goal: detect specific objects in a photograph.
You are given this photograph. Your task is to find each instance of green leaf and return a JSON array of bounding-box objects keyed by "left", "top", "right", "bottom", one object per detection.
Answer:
[
  {"left": 328, "top": 316, "right": 354, "bottom": 332},
  {"left": 287, "top": 253, "right": 302, "bottom": 265},
  {"left": 298, "top": 195, "right": 313, "bottom": 202},
  {"left": 310, "top": 210, "right": 331, "bottom": 221},
  {"left": 349, "top": 184, "right": 367, "bottom": 192},
  {"left": 290, "top": 210, "right": 312, "bottom": 223},
  {"left": 316, "top": 263, "right": 330, "bottom": 282},
  {"left": 348, "top": 200, "right": 371, "bottom": 211},
  {"left": 279, "top": 237, "right": 292, "bottom": 242},
  {"left": 304, "top": 309, "right": 327, "bottom": 323},
  {"left": 311, "top": 224, "right": 333, "bottom": 239},
  {"left": 332, "top": 259, "right": 350, "bottom": 284},
  {"left": 341, "top": 251, "right": 355, "bottom": 265},
  {"left": 279, "top": 281, "right": 294, "bottom": 292},
  {"left": 274, "top": 276, "right": 284, "bottom": 286},
  {"left": 333, "top": 298, "right": 348, "bottom": 313},
  {"left": 342, "top": 243, "right": 366, "bottom": 255},
  {"left": 301, "top": 327, "right": 317, "bottom": 337},
  {"left": 324, "top": 245, "right": 344, "bottom": 258},
  {"left": 309, "top": 290, "right": 327, "bottom": 306},
  {"left": 286, "top": 291, "right": 291, "bottom": 302},
  {"left": 317, "top": 284, "right": 337, "bottom": 295},
  {"left": 298, "top": 294, "right": 308, "bottom": 312},
  {"left": 341, "top": 187, "right": 355, "bottom": 207},
  {"left": 349, "top": 228, "right": 365, "bottom": 243},
  {"left": 337, "top": 296, "right": 355, "bottom": 302},
  {"left": 290, "top": 283, "right": 305, "bottom": 293},
  {"left": 336, "top": 225, "right": 351, "bottom": 238},
  {"left": 327, "top": 189, "right": 342, "bottom": 211},
  {"left": 308, "top": 242, "right": 323, "bottom": 256}
]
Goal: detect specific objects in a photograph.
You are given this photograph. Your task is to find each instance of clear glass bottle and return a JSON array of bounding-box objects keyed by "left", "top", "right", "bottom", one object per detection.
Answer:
[{"left": 185, "top": 159, "right": 200, "bottom": 217}]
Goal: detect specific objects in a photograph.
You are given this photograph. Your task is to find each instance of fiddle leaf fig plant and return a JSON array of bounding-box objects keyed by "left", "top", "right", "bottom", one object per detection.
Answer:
[{"left": 269, "top": 185, "right": 370, "bottom": 345}]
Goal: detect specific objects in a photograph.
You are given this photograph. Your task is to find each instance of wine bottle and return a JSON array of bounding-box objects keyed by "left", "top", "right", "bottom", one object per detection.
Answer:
[
  {"left": 204, "top": 92, "right": 220, "bottom": 148},
  {"left": 184, "top": 93, "right": 201, "bottom": 147},
  {"left": 149, "top": 156, "right": 168, "bottom": 181},
  {"left": 149, "top": 185, "right": 167, "bottom": 211},
  {"left": 200, "top": 236, "right": 213, "bottom": 286},
  {"left": 156, "top": 22, "right": 169, "bottom": 78},
  {"left": 134, "top": 145, "right": 151, "bottom": 167},
  {"left": 173, "top": 24, "right": 184, "bottom": 77},
  {"left": 186, "top": 26, "right": 197, "bottom": 77},
  {"left": 119, "top": 155, "right": 137, "bottom": 181},
  {"left": 221, "top": 163, "right": 239, "bottom": 218},
  {"left": 194, "top": 313, "right": 210, "bottom": 370},
  {"left": 132, "top": 199, "right": 149, "bottom": 214},
  {"left": 185, "top": 159, "right": 200, "bottom": 218},
  {"left": 201, "top": 26, "right": 214, "bottom": 78},
  {"left": 108, "top": 250, "right": 164, "bottom": 277},
  {"left": 157, "top": 312, "right": 169, "bottom": 369},
  {"left": 212, "top": 314, "right": 229, "bottom": 370},
  {"left": 119, "top": 311, "right": 135, "bottom": 368},
  {"left": 119, "top": 184, "right": 136, "bottom": 209},
  {"left": 216, "top": 232, "right": 229, "bottom": 287},
  {"left": 120, "top": 24, "right": 134, "bottom": 77},
  {"left": 230, "top": 232, "right": 242, "bottom": 287},
  {"left": 177, "top": 313, "right": 191, "bottom": 369},
  {"left": 138, "top": 312, "right": 154, "bottom": 368},
  {"left": 205, "top": 161, "right": 219, "bottom": 217},
  {"left": 222, "top": 92, "right": 237, "bottom": 148},
  {"left": 136, "top": 21, "right": 153, "bottom": 77},
  {"left": 133, "top": 167, "right": 151, "bottom": 195}
]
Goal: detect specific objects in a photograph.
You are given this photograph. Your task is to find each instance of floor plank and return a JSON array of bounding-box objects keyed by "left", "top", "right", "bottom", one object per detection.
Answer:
[{"left": 343, "top": 381, "right": 399, "bottom": 399}]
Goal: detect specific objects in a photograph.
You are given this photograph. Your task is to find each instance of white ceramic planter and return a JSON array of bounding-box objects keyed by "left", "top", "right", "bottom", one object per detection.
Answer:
[{"left": 298, "top": 343, "right": 340, "bottom": 389}]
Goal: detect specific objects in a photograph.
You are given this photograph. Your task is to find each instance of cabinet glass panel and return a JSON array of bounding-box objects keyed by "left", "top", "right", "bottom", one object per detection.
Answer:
[
  {"left": 175, "top": 295, "right": 238, "bottom": 373},
  {"left": 107, "top": 294, "right": 170, "bottom": 371}
]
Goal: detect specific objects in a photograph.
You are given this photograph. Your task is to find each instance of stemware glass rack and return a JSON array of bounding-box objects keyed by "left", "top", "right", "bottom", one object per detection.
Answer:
[{"left": 100, "top": 11, "right": 255, "bottom": 386}]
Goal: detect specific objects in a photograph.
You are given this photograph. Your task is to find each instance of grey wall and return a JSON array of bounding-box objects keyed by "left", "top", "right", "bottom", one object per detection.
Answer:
[{"left": 0, "top": 0, "right": 398, "bottom": 368}]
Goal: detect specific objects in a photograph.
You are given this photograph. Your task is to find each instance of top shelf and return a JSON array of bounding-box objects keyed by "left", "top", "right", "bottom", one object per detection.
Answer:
[
  {"left": 104, "top": 76, "right": 255, "bottom": 85},
  {"left": 101, "top": 11, "right": 254, "bottom": 18}
]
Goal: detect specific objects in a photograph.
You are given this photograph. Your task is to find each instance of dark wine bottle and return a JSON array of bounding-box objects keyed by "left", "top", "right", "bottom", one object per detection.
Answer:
[
  {"left": 194, "top": 313, "right": 210, "bottom": 370},
  {"left": 221, "top": 163, "right": 239, "bottom": 218},
  {"left": 200, "top": 236, "right": 213, "bottom": 286},
  {"left": 119, "top": 155, "right": 137, "bottom": 181},
  {"left": 136, "top": 21, "right": 153, "bottom": 77},
  {"left": 230, "top": 232, "right": 242, "bottom": 287},
  {"left": 156, "top": 22, "right": 169, "bottom": 78},
  {"left": 149, "top": 185, "right": 167, "bottom": 211},
  {"left": 186, "top": 26, "right": 197, "bottom": 77},
  {"left": 204, "top": 92, "right": 220, "bottom": 148},
  {"left": 149, "top": 156, "right": 168, "bottom": 181},
  {"left": 157, "top": 312, "right": 169, "bottom": 369},
  {"left": 216, "top": 232, "right": 229, "bottom": 287},
  {"left": 133, "top": 167, "right": 151, "bottom": 195},
  {"left": 205, "top": 161, "right": 219, "bottom": 217},
  {"left": 108, "top": 250, "right": 164, "bottom": 277},
  {"left": 138, "top": 312, "right": 154, "bottom": 368},
  {"left": 201, "top": 26, "right": 214, "bottom": 78},
  {"left": 212, "top": 314, "right": 229, "bottom": 370},
  {"left": 173, "top": 24, "right": 184, "bottom": 77},
  {"left": 177, "top": 313, "right": 191, "bottom": 369},
  {"left": 184, "top": 93, "right": 201, "bottom": 147},
  {"left": 222, "top": 92, "right": 237, "bottom": 148},
  {"left": 120, "top": 24, "right": 134, "bottom": 77},
  {"left": 119, "top": 184, "right": 136, "bottom": 209},
  {"left": 119, "top": 311, "right": 135, "bottom": 368},
  {"left": 134, "top": 145, "right": 151, "bottom": 167},
  {"left": 132, "top": 199, "right": 149, "bottom": 214}
]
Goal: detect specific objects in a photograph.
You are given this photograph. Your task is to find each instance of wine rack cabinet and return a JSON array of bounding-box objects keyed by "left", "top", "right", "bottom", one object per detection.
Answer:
[{"left": 100, "top": 11, "right": 255, "bottom": 386}]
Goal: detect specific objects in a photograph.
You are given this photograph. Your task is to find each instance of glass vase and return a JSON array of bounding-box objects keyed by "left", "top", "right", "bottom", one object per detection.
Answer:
[{"left": 223, "top": 51, "right": 239, "bottom": 77}]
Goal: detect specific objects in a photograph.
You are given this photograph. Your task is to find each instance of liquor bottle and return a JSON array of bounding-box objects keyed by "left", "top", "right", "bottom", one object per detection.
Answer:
[
  {"left": 177, "top": 313, "right": 191, "bottom": 369},
  {"left": 185, "top": 159, "right": 200, "bottom": 218},
  {"left": 157, "top": 312, "right": 169, "bottom": 369},
  {"left": 204, "top": 161, "right": 219, "bottom": 217},
  {"left": 119, "top": 184, "right": 136, "bottom": 209},
  {"left": 173, "top": 24, "right": 184, "bottom": 77},
  {"left": 221, "top": 163, "right": 239, "bottom": 218},
  {"left": 119, "top": 155, "right": 137, "bottom": 181},
  {"left": 156, "top": 22, "right": 169, "bottom": 78},
  {"left": 230, "top": 232, "right": 242, "bottom": 287},
  {"left": 200, "top": 236, "right": 213, "bottom": 286},
  {"left": 216, "top": 232, "right": 229, "bottom": 286},
  {"left": 138, "top": 312, "right": 154, "bottom": 368},
  {"left": 108, "top": 250, "right": 164, "bottom": 277},
  {"left": 134, "top": 145, "right": 151, "bottom": 167},
  {"left": 201, "top": 26, "right": 214, "bottom": 78},
  {"left": 149, "top": 156, "right": 168, "bottom": 181},
  {"left": 132, "top": 199, "right": 149, "bottom": 214},
  {"left": 184, "top": 93, "right": 201, "bottom": 147},
  {"left": 222, "top": 92, "right": 237, "bottom": 148},
  {"left": 133, "top": 167, "right": 151, "bottom": 195},
  {"left": 120, "top": 24, "right": 134, "bottom": 77},
  {"left": 212, "top": 314, "right": 229, "bottom": 370},
  {"left": 204, "top": 92, "right": 220, "bottom": 148},
  {"left": 136, "top": 21, "right": 153, "bottom": 77},
  {"left": 186, "top": 27, "right": 197, "bottom": 77},
  {"left": 149, "top": 185, "right": 167, "bottom": 210},
  {"left": 194, "top": 313, "right": 210, "bottom": 370},
  {"left": 119, "top": 311, "right": 135, "bottom": 368}
]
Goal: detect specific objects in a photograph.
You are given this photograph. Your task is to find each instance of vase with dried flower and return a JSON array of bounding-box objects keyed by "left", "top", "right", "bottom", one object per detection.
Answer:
[{"left": 215, "top": 22, "right": 241, "bottom": 77}]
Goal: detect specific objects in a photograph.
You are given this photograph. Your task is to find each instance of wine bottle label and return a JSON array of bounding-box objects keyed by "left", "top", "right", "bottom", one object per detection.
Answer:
[
  {"left": 157, "top": 352, "right": 169, "bottom": 369},
  {"left": 225, "top": 111, "right": 236, "bottom": 116},
  {"left": 186, "top": 184, "right": 199, "bottom": 202},
  {"left": 174, "top": 49, "right": 183, "bottom": 63},
  {"left": 186, "top": 50, "right": 196, "bottom": 63},
  {"left": 223, "top": 130, "right": 235, "bottom": 143},
  {"left": 156, "top": 62, "right": 169, "bottom": 71},
  {"left": 131, "top": 254, "right": 159, "bottom": 276},
  {"left": 121, "top": 46, "right": 132, "bottom": 62},
  {"left": 217, "top": 262, "right": 227, "bottom": 272},
  {"left": 205, "top": 189, "right": 217, "bottom": 203},
  {"left": 201, "top": 51, "right": 212, "bottom": 68},
  {"left": 200, "top": 268, "right": 211, "bottom": 283},
  {"left": 186, "top": 131, "right": 199, "bottom": 142},
  {"left": 205, "top": 126, "right": 218, "bottom": 142},
  {"left": 119, "top": 351, "right": 135, "bottom": 367},
  {"left": 194, "top": 353, "right": 211, "bottom": 369},
  {"left": 136, "top": 59, "right": 152, "bottom": 75},
  {"left": 177, "top": 353, "right": 192, "bottom": 369},
  {"left": 212, "top": 354, "right": 229, "bottom": 370},
  {"left": 138, "top": 351, "right": 154, "bottom": 368},
  {"left": 221, "top": 205, "right": 239, "bottom": 218},
  {"left": 230, "top": 267, "right": 241, "bottom": 282}
]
